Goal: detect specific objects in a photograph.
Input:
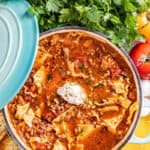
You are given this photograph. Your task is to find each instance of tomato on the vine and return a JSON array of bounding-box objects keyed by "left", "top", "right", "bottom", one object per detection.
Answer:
[{"left": 130, "top": 41, "right": 150, "bottom": 79}]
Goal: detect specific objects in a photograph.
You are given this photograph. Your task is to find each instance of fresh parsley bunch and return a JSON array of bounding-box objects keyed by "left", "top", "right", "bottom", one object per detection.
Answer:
[{"left": 28, "top": 0, "right": 150, "bottom": 50}]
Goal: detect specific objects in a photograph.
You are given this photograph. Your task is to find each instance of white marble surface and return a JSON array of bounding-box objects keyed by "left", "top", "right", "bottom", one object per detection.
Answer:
[{"left": 141, "top": 80, "right": 150, "bottom": 117}]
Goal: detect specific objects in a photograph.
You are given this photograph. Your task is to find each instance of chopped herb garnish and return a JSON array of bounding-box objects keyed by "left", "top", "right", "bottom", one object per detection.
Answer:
[
  {"left": 80, "top": 128, "right": 86, "bottom": 136},
  {"left": 59, "top": 115, "right": 65, "bottom": 121},
  {"left": 88, "top": 72, "right": 93, "bottom": 75},
  {"left": 79, "top": 64, "right": 85, "bottom": 70},
  {"left": 86, "top": 80, "right": 92, "bottom": 85},
  {"left": 47, "top": 74, "right": 52, "bottom": 81},
  {"left": 98, "top": 68, "right": 107, "bottom": 73},
  {"left": 70, "top": 107, "right": 76, "bottom": 112},
  {"left": 60, "top": 66, "right": 65, "bottom": 70},
  {"left": 93, "top": 82, "right": 104, "bottom": 89},
  {"left": 69, "top": 93, "right": 73, "bottom": 96}
]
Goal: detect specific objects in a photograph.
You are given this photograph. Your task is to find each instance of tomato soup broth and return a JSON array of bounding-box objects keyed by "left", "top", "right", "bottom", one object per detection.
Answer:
[{"left": 7, "top": 30, "right": 139, "bottom": 150}]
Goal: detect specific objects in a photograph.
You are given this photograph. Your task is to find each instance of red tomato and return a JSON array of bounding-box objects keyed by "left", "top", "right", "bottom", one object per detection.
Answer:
[{"left": 130, "top": 40, "right": 150, "bottom": 79}]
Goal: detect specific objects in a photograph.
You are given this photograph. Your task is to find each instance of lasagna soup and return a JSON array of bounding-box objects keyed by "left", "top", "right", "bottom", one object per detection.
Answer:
[{"left": 8, "top": 30, "right": 138, "bottom": 150}]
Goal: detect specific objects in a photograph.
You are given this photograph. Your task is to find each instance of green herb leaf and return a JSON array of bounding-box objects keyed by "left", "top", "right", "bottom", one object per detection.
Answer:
[
  {"left": 59, "top": 115, "right": 65, "bottom": 121},
  {"left": 80, "top": 128, "right": 86, "bottom": 136},
  {"left": 98, "top": 68, "right": 107, "bottom": 73},
  {"left": 47, "top": 74, "right": 52, "bottom": 81},
  {"left": 79, "top": 64, "right": 85, "bottom": 70},
  {"left": 46, "top": 0, "right": 64, "bottom": 12},
  {"left": 28, "top": 0, "right": 150, "bottom": 50},
  {"left": 93, "top": 82, "right": 104, "bottom": 89}
]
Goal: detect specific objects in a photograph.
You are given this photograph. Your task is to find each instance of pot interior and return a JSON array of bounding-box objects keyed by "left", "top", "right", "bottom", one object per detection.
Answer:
[{"left": 3, "top": 27, "right": 141, "bottom": 150}]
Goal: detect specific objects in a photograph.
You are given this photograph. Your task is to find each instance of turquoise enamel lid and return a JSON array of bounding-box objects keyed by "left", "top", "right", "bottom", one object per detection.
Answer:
[{"left": 0, "top": 0, "right": 39, "bottom": 109}]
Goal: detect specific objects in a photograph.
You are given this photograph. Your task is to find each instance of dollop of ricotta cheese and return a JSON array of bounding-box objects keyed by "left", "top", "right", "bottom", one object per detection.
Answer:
[{"left": 57, "top": 82, "right": 86, "bottom": 105}]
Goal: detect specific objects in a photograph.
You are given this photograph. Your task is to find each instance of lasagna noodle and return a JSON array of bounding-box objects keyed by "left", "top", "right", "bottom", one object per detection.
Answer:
[
  {"left": 111, "top": 77, "right": 130, "bottom": 96},
  {"left": 103, "top": 109, "right": 126, "bottom": 133},
  {"left": 77, "top": 124, "right": 101, "bottom": 141},
  {"left": 127, "top": 101, "right": 138, "bottom": 124},
  {"left": 63, "top": 122, "right": 74, "bottom": 143},
  {"left": 108, "top": 94, "right": 131, "bottom": 109},
  {"left": 53, "top": 140, "right": 67, "bottom": 150},
  {"left": 15, "top": 103, "right": 34, "bottom": 127},
  {"left": 68, "top": 144, "right": 84, "bottom": 150},
  {"left": 67, "top": 60, "right": 88, "bottom": 78},
  {"left": 53, "top": 121, "right": 74, "bottom": 142},
  {"left": 98, "top": 105, "right": 119, "bottom": 112},
  {"left": 63, "top": 47, "right": 88, "bottom": 78},
  {"left": 34, "top": 50, "right": 51, "bottom": 68},
  {"left": 33, "top": 66, "right": 47, "bottom": 93},
  {"left": 52, "top": 106, "right": 76, "bottom": 123}
]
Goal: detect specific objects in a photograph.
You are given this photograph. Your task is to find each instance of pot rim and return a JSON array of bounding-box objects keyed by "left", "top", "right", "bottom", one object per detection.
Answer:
[{"left": 2, "top": 26, "right": 142, "bottom": 150}]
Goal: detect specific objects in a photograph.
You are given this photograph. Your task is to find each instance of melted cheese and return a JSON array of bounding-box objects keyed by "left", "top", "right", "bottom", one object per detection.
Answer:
[{"left": 57, "top": 82, "right": 86, "bottom": 105}]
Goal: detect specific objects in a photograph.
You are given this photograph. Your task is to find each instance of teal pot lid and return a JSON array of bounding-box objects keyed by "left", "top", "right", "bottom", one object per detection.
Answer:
[{"left": 0, "top": 0, "right": 39, "bottom": 109}]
